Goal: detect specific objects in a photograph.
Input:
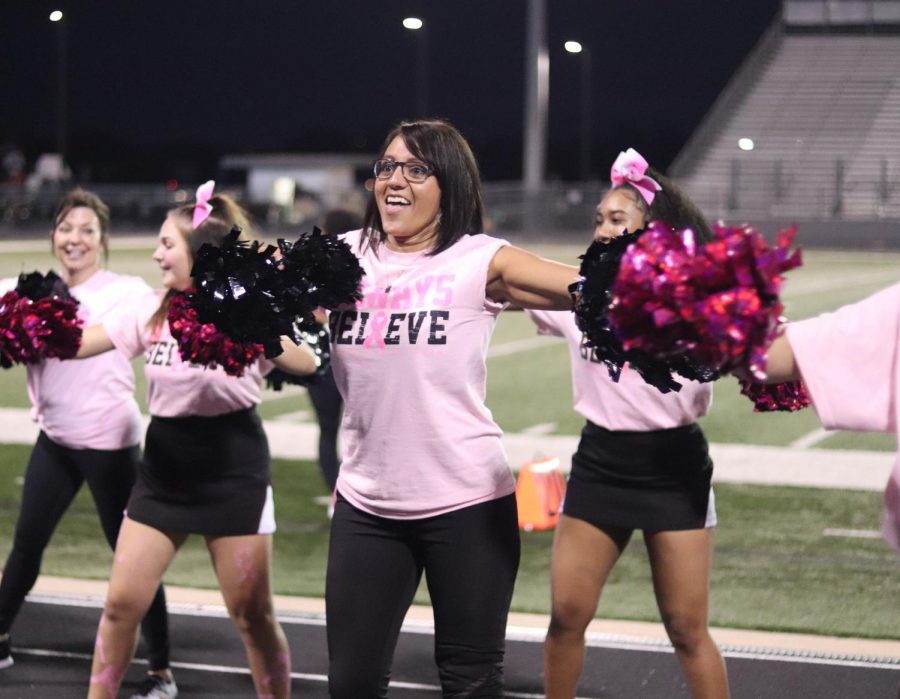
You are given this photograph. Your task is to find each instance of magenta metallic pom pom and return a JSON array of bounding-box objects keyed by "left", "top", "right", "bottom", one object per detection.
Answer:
[
  {"left": 167, "top": 291, "right": 264, "bottom": 377},
  {"left": 738, "top": 378, "right": 812, "bottom": 412},
  {"left": 572, "top": 230, "right": 717, "bottom": 393},
  {"left": 0, "top": 272, "right": 82, "bottom": 368},
  {"left": 738, "top": 378, "right": 811, "bottom": 412},
  {"left": 608, "top": 222, "right": 802, "bottom": 380}
]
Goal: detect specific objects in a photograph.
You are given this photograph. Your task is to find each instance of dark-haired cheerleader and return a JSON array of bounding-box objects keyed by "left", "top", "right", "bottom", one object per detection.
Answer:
[
  {"left": 534, "top": 149, "right": 730, "bottom": 699},
  {"left": 323, "top": 119, "right": 581, "bottom": 698},
  {"left": 74, "top": 182, "right": 319, "bottom": 699}
]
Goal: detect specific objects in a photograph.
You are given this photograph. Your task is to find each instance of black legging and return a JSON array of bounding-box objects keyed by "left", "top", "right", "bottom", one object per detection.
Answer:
[
  {"left": 0, "top": 431, "right": 171, "bottom": 670},
  {"left": 326, "top": 492, "right": 520, "bottom": 698},
  {"left": 306, "top": 366, "right": 343, "bottom": 491}
]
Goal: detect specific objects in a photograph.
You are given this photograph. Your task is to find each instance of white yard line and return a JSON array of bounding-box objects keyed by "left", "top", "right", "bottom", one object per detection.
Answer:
[
  {"left": 487, "top": 335, "right": 564, "bottom": 358},
  {"left": 823, "top": 528, "right": 883, "bottom": 539},
  {"left": 790, "top": 427, "right": 831, "bottom": 449}
]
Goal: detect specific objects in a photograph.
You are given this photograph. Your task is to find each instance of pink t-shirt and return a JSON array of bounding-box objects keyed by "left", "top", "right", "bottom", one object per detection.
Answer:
[
  {"left": 526, "top": 309, "right": 713, "bottom": 430},
  {"left": 330, "top": 230, "right": 514, "bottom": 519},
  {"left": 786, "top": 282, "right": 900, "bottom": 552},
  {"left": 1, "top": 270, "right": 148, "bottom": 450},
  {"left": 104, "top": 288, "right": 273, "bottom": 418}
]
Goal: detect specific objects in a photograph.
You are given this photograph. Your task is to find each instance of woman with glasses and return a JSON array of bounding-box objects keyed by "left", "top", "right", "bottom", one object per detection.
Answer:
[
  {"left": 324, "top": 119, "right": 580, "bottom": 698},
  {"left": 527, "top": 149, "right": 731, "bottom": 699}
]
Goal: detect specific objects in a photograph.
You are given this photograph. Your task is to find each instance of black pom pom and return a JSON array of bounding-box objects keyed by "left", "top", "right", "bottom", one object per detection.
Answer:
[
  {"left": 278, "top": 228, "right": 365, "bottom": 313},
  {"left": 573, "top": 232, "right": 718, "bottom": 393},
  {"left": 189, "top": 226, "right": 293, "bottom": 358},
  {"left": 15, "top": 270, "right": 75, "bottom": 302}
]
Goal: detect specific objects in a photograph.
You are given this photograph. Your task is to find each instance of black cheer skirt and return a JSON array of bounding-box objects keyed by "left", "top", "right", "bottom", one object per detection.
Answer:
[
  {"left": 127, "top": 407, "right": 274, "bottom": 536},
  {"left": 563, "top": 421, "right": 714, "bottom": 532}
]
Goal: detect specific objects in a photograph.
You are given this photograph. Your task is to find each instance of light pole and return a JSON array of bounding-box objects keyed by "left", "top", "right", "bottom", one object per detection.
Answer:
[
  {"left": 523, "top": 0, "right": 548, "bottom": 192},
  {"left": 403, "top": 17, "right": 428, "bottom": 118},
  {"left": 565, "top": 40, "right": 592, "bottom": 182},
  {"left": 50, "top": 10, "right": 67, "bottom": 165}
]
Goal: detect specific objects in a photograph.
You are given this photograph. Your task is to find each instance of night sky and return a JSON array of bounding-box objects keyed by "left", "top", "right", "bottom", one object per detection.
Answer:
[{"left": 2, "top": 1, "right": 782, "bottom": 184}]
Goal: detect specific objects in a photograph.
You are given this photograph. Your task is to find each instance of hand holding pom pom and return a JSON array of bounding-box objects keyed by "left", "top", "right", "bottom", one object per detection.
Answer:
[
  {"left": 265, "top": 318, "right": 332, "bottom": 391},
  {"left": 190, "top": 227, "right": 290, "bottom": 359},
  {"left": 171, "top": 226, "right": 363, "bottom": 376},
  {"left": 0, "top": 271, "right": 82, "bottom": 368},
  {"left": 167, "top": 292, "right": 264, "bottom": 377},
  {"left": 608, "top": 222, "right": 802, "bottom": 379},
  {"left": 572, "top": 226, "right": 717, "bottom": 393}
]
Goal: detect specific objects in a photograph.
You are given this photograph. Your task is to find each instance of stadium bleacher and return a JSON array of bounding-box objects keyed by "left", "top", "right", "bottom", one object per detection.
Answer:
[{"left": 672, "top": 1, "right": 900, "bottom": 243}]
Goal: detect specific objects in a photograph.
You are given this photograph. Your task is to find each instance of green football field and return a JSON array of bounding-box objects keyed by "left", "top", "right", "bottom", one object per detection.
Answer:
[
  {"left": 1, "top": 240, "right": 898, "bottom": 450},
  {"left": 0, "top": 239, "right": 898, "bottom": 639}
]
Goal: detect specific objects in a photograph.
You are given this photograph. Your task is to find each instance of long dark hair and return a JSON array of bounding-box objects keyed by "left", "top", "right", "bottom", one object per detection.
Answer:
[
  {"left": 616, "top": 166, "right": 713, "bottom": 244},
  {"left": 148, "top": 192, "right": 252, "bottom": 332},
  {"left": 362, "top": 119, "right": 485, "bottom": 255}
]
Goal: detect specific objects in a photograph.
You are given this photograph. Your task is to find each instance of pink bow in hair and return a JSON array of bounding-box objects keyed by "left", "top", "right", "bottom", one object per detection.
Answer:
[
  {"left": 610, "top": 148, "right": 661, "bottom": 206},
  {"left": 192, "top": 180, "right": 216, "bottom": 229}
]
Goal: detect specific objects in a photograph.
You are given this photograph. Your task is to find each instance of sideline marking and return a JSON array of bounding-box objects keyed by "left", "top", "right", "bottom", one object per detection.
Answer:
[
  {"left": 790, "top": 428, "right": 830, "bottom": 449},
  {"left": 11, "top": 647, "right": 542, "bottom": 697},
  {"left": 521, "top": 422, "right": 558, "bottom": 435},
  {"left": 24, "top": 594, "right": 900, "bottom": 673},
  {"left": 823, "top": 528, "right": 883, "bottom": 539}
]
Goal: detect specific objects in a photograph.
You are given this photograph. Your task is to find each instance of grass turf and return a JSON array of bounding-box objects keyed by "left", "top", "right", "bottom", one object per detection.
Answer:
[
  {"left": 0, "top": 242, "right": 899, "bottom": 639},
  {"left": 0, "top": 445, "right": 897, "bottom": 640}
]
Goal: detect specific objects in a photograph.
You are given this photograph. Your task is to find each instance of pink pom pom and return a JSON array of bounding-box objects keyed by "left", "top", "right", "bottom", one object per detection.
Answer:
[
  {"left": 0, "top": 290, "right": 82, "bottom": 367},
  {"left": 738, "top": 378, "right": 812, "bottom": 412},
  {"left": 167, "top": 292, "right": 263, "bottom": 377},
  {"left": 608, "top": 222, "right": 802, "bottom": 378}
]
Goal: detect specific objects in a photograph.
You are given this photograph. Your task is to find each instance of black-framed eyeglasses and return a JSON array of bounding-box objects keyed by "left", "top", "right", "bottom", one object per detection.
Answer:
[{"left": 373, "top": 159, "right": 434, "bottom": 184}]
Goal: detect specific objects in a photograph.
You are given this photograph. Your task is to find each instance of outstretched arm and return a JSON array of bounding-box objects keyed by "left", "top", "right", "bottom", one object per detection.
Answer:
[
  {"left": 271, "top": 336, "right": 319, "bottom": 376},
  {"left": 761, "top": 332, "right": 800, "bottom": 383},
  {"left": 77, "top": 325, "right": 115, "bottom": 358},
  {"left": 486, "top": 245, "right": 579, "bottom": 310}
]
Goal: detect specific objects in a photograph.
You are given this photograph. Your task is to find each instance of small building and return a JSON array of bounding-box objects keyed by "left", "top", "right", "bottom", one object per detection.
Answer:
[{"left": 219, "top": 153, "right": 373, "bottom": 226}]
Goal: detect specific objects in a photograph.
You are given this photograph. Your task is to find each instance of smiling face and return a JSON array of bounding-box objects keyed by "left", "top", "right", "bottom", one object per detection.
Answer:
[
  {"left": 593, "top": 187, "right": 648, "bottom": 244},
  {"left": 51, "top": 206, "right": 106, "bottom": 286},
  {"left": 152, "top": 217, "right": 192, "bottom": 291},
  {"left": 375, "top": 135, "right": 442, "bottom": 252}
]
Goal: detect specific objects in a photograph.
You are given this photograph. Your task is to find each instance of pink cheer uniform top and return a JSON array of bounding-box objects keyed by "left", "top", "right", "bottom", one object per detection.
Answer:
[
  {"left": 103, "top": 288, "right": 273, "bottom": 417},
  {"left": 1, "top": 270, "right": 150, "bottom": 450},
  {"left": 786, "top": 282, "right": 900, "bottom": 552},
  {"left": 329, "top": 230, "right": 514, "bottom": 519},
  {"left": 525, "top": 309, "right": 713, "bottom": 430}
]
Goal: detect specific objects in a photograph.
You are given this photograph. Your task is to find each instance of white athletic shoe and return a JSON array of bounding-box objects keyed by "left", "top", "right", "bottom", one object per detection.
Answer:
[
  {"left": 0, "top": 633, "right": 13, "bottom": 669},
  {"left": 130, "top": 673, "right": 178, "bottom": 699}
]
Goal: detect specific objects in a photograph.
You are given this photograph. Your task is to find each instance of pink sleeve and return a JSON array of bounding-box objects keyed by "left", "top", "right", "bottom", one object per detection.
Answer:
[
  {"left": 786, "top": 284, "right": 900, "bottom": 433},
  {"left": 524, "top": 308, "right": 565, "bottom": 338}
]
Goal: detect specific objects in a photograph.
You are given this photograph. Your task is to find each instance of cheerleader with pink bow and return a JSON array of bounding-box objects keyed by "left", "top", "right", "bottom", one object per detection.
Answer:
[
  {"left": 75, "top": 182, "right": 320, "bottom": 699},
  {"left": 539, "top": 148, "right": 731, "bottom": 699}
]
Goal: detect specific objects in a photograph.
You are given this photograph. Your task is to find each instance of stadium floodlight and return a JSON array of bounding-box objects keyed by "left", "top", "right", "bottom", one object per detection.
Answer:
[
  {"left": 402, "top": 17, "right": 424, "bottom": 30},
  {"left": 738, "top": 137, "right": 755, "bottom": 151},
  {"left": 49, "top": 10, "right": 63, "bottom": 21},
  {"left": 564, "top": 40, "right": 583, "bottom": 54}
]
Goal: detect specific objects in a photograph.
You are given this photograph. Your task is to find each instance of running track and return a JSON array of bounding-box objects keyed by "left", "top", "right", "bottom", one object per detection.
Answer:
[{"left": 2, "top": 587, "right": 898, "bottom": 698}]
